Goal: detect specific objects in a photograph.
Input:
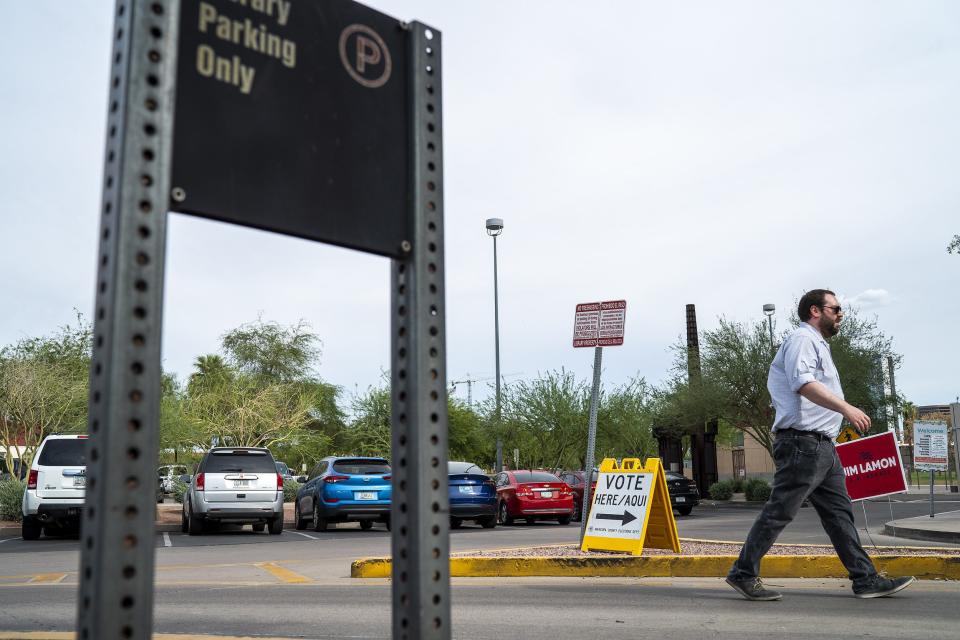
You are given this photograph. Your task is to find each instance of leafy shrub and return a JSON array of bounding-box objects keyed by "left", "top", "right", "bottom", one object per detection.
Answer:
[
  {"left": 172, "top": 478, "right": 188, "bottom": 504},
  {"left": 708, "top": 480, "right": 734, "bottom": 501},
  {"left": 0, "top": 478, "right": 26, "bottom": 522},
  {"left": 744, "top": 478, "right": 772, "bottom": 502},
  {"left": 283, "top": 479, "right": 301, "bottom": 503}
]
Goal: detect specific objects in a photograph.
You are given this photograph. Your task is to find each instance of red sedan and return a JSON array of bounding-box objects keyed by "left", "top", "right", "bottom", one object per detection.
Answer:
[
  {"left": 558, "top": 469, "right": 597, "bottom": 522},
  {"left": 494, "top": 470, "right": 574, "bottom": 525}
]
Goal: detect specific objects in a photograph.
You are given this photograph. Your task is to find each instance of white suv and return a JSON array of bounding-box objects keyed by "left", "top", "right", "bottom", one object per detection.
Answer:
[
  {"left": 181, "top": 447, "right": 284, "bottom": 535},
  {"left": 22, "top": 434, "right": 87, "bottom": 540}
]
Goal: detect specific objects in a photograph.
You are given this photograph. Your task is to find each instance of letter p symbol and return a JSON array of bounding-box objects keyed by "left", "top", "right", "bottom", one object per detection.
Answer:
[{"left": 355, "top": 36, "right": 381, "bottom": 73}]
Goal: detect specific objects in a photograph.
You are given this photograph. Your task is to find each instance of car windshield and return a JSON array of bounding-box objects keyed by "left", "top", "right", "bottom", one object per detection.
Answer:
[
  {"left": 666, "top": 472, "right": 687, "bottom": 481},
  {"left": 332, "top": 459, "right": 390, "bottom": 475},
  {"left": 513, "top": 471, "right": 559, "bottom": 483},
  {"left": 204, "top": 452, "right": 276, "bottom": 473},
  {"left": 448, "top": 462, "right": 484, "bottom": 475},
  {"left": 38, "top": 439, "right": 86, "bottom": 466}
]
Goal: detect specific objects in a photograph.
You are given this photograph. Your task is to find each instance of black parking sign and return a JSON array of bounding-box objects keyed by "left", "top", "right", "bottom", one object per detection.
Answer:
[{"left": 171, "top": 0, "right": 410, "bottom": 257}]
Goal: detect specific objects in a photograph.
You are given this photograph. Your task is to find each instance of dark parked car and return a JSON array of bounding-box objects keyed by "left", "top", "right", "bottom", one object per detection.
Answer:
[
  {"left": 494, "top": 470, "right": 573, "bottom": 525},
  {"left": 666, "top": 470, "right": 700, "bottom": 515},
  {"left": 294, "top": 456, "right": 391, "bottom": 531},
  {"left": 558, "top": 469, "right": 597, "bottom": 522},
  {"left": 448, "top": 461, "right": 496, "bottom": 529}
]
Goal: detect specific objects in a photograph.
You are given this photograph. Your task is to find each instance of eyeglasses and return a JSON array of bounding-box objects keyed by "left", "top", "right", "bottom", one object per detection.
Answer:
[{"left": 820, "top": 305, "right": 842, "bottom": 314}]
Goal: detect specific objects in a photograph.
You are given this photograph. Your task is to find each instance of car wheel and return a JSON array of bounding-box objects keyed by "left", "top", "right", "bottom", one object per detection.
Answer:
[
  {"left": 268, "top": 516, "right": 283, "bottom": 534},
  {"left": 180, "top": 506, "right": 188, "bottom": 533},
  {"left": 187, "top": 502, "right": 204, "bottom": 536},
  {"left": 252, "top": 523, "right": 266, "bottom": 532},
  {"left": 572, "top": 500, "right": 582, "bottom": 522},
  {"left": 450, "top": 517, "right": 463, "bottom": 529},
  {"left": 478, "top": 515, "right": 496, "bottom": 529},
  {"left": 294, "top": 500, "right": 307, "bottom": 530},
  {"left": 360, "top": 520, "right": 373, "bottom": 530},
  {"left": 498, "top": 501, "right": 513, "bottom": 526},
  {"left": 557, "top": 515, "right": 571, "bottom": 525},
  {"left": 22, "top": 516, "right": 41, "bottom": 541},
  {"left": 312, "top": 504, "right": 328, "bottom": 532},
  {"left": 385, "top": 518, "right": 391, "bottom": 531},
  {"left": 677, "top": 505, "right": 693, "bottom": 516}
]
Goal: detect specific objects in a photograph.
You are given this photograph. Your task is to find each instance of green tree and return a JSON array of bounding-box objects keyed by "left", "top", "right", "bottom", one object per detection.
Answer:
[
  {"left": 0, "top": 318, "right": 91, "bottom": 472},
  {"left": 221, "top": 319, "right": 320, "bottom": 383},
  {"left": 947, "top": 234, "right": 959, "bottom": 254}
]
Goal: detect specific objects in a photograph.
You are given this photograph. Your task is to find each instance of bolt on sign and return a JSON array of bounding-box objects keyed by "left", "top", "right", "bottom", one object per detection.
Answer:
[
  {"left": 836, "top": 432, "right": 907, "bottom": 501},
  {"left": 581, "top": 457, "right": 680, "bottom": 556},
  {"left": 914, "top": 421, "right": 949, "bottom": 471},
  {"left": 572, "top": 300, "right": 626, "bottom": 348},
  {"left": 171, "top": 0, "right": 411, "bottom": 257}
]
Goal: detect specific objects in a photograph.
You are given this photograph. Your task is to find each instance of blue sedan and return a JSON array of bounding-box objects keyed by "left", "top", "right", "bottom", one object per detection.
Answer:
[
  {"left": 448, "top": 461, "right": 497, "bottom": 529},
  {"left": 294, "top": 456, "right": 391, "bottom": 531}
]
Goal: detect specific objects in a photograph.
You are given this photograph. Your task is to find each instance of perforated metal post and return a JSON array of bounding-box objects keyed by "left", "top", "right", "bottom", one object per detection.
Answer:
[
  {"left": 391, "top": 21, "right": 451, "bottom": 640},
  {"left": 78, "top": 1, "right": 179, "bottom": 638}
]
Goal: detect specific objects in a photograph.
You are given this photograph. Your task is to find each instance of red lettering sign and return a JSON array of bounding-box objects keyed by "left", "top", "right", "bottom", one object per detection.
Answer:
[{"left": 835, "top": 431, "right": 907, "bottom": 502}]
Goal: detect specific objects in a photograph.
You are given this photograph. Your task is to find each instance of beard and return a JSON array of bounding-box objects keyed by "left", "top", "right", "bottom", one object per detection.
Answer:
[{"left": 818, "top": 315, "right": 840, "bottom": 337}]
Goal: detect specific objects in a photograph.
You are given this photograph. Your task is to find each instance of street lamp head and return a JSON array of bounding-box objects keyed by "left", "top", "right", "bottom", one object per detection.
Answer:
[
  {"left": 485, "top": 217, "right": 504, "bottom": 237},
  {"left": 763, "top": 303, "right": 776, "bottom": 317}
]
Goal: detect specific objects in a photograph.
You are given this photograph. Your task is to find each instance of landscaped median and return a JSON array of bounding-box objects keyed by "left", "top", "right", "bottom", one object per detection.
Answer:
[{"left": 351, "top": 539, "right": 960, "bottom": 580}]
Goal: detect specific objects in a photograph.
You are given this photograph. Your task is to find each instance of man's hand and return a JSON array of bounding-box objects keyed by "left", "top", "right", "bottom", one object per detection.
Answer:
[{"left": 842, "top": 405, "right": 872, "bottom": 434}]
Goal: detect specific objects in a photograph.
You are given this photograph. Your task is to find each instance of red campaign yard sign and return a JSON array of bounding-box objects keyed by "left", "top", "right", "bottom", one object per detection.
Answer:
[{"left": 836, "top": 431, "right": 907, "bottom": 502}]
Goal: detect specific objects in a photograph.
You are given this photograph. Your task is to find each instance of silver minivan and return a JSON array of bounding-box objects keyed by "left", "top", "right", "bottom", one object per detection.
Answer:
[
  {"left": 21, "top": 434, "right": 87, "bottom": 540},
  {"left": 181, "top": 447, "right": 284, "bottom": 535}
]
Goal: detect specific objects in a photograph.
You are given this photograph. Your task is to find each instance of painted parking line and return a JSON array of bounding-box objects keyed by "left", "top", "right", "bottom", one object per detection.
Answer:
[
  {"left": 162, "top": 532, "right": 172, "bottom": 547},
  {"left": 287, "top": 531, "right": 319, "bottom": 540},
  {"left": 255, "top": 562, "right": 313, "bottom": 584},
  {"left": 0, "top": 538, "right": 19, "bottom": 544},
  {"left": 29, "top": 573, "right": 68, "bottom": 584}
]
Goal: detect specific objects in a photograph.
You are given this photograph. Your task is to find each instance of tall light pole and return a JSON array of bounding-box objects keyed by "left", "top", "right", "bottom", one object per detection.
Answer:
[
  {"left": 486, "top": 218, "right": 504, "bottom": 472},
  {"left": 763, "top": 303, "right": 776, "bottom": 352}
]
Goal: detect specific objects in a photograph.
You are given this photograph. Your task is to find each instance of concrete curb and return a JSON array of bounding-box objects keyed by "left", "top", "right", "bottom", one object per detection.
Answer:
[{"left": 352, "top": 554, "right": 960, "bottom": 580}]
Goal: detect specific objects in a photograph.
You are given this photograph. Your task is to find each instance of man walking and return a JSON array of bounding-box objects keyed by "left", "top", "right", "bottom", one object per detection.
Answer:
[{"left": 726, "top": 289, "right": 914, "bottom": 601}]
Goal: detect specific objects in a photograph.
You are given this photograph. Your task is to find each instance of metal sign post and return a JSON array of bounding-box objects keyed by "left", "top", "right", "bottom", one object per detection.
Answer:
[
  {"left": 79, "top": 2, "right": 449, "bottom": 638},
  {"left": 572, "top": 300, "right": 626, "bottom": 542}
]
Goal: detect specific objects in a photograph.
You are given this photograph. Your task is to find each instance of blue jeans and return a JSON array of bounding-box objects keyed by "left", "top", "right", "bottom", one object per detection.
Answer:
[{"left": 728, "top": 431, "right": 877, "bottom": 587}]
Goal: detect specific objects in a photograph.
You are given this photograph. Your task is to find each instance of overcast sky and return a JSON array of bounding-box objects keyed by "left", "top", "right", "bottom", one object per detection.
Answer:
[{"left": 1, "top": 1, "right": 957, "bottom": 411}]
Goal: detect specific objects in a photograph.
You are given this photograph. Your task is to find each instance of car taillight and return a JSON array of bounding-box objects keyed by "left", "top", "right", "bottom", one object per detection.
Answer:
[
  {"left": 196, "top": 473, "right": 205, "bottom": 491},
  {"left": 27, "top": 470, "right": 38, "bottom": 490},
  {"left": 324, "top": 475, "right": 350, "bottom": 484},
  {"left": 383, "top": 475, "right": 391, "bottom": 481},
  {"left": 516, "top": 487, "right": 532, "bottom": 497},
  {"left": 277, "top": 473, "right": 283, "bottom": 490},
  {"left": 560, "top": 485, "right": 572, "bottom": 495}
]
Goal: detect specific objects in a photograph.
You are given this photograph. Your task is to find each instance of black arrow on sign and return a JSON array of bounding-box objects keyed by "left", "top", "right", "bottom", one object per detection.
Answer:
[{"left": 596, "top": 510, "right": 637, "bottom": 526}]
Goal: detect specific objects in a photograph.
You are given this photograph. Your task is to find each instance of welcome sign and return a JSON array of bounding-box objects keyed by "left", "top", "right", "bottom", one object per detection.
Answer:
[{"left": 836, "top": 431, "right": 908, "bottom": 501}]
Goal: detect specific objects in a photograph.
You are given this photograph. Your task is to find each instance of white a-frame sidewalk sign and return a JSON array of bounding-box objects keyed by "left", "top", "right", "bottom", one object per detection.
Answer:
[{"left": 581, "top": 457, "right": 681, "bottom": 556}]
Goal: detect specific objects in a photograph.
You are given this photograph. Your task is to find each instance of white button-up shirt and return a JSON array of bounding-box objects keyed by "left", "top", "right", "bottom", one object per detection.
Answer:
[{"left": 768, "top": 322, "right": 844, "bottom": 437}]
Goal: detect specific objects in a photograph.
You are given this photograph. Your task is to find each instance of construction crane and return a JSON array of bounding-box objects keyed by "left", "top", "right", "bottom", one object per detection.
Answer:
[{"left": 449, "top": 372, "right": 521, "bottom": 406}]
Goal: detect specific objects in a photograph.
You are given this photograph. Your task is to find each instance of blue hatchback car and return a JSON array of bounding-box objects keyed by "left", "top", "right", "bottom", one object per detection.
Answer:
[
  {"left": 294, "top": 456, "right": 391, "bottom": 531},
  {"left": 448, "top": 461, "right": 497, "bottom": 529}
]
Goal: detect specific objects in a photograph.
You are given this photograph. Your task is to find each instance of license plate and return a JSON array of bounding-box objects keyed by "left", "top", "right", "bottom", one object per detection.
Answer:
[
  {"left": 67, "top": 507, "right": 80, "bottom": 516},
  {"left": 355, "top": 491, "right": 376, "bottom": 500},
  {"left": 233, "top": 480, "right": 250, "bottom": 488},
  {"left": 675, "top": 496, "right": 685, "bottom": 503},
  {"left": 459, "top": 486, "right": 477, "bottom": 494},
  {"left": 540, "top": 491, "right": 553, "bottom": 498},
  {"left": 73, "top": 477, "right": 86, "bottom": 487}
]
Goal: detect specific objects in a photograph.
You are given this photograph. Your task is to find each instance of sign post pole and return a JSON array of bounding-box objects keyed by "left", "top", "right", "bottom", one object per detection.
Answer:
[
  {"left": 930, "top": 470, "right": 936, "bottom": 518},
  {"left": 951, "top": 403, "right": 960, "bottom": 492},
  {"left": 579, "top": 346, "right": 602, "bottom": 543}
]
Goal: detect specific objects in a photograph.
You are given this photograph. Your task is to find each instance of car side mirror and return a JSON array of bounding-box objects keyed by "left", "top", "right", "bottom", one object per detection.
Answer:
[{"left": 297, "top": 476, "right": 308, "bottom": 483}]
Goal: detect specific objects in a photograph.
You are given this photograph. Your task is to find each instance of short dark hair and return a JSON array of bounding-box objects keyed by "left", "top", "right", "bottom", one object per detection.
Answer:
[{"left": 798, "top": 289, "right": 835, "bottom": 322}]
